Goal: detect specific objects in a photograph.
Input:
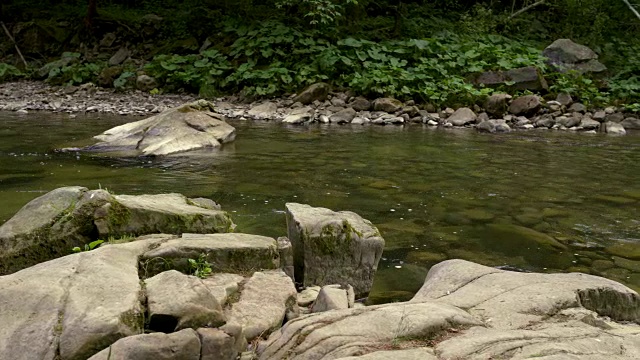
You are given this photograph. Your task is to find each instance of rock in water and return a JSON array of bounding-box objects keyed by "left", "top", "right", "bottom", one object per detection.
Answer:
[
  {"left": 285, "top": 203, "right": 385, "bottom": 297},
  {"left": 0, "top": 187, "right": 235, "bottom": 275},
  {"left": 85, "top": 100, "right": 236, "bottom": 156}
]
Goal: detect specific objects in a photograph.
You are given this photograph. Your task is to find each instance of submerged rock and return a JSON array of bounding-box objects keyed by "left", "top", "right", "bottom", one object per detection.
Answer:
[
  {"left": 285, "top": 203, "right": 385, "bottom": 297},
  {"left": 0, "top": 187, "right": 235, "bottom": 275},
  {"left": 85, "top": 100, "right": 236, "bottom": 156}
]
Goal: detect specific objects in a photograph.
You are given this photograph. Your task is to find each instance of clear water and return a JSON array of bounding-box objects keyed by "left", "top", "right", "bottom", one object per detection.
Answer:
[{"left": 1, "top": 111, "right": 638, "bottom": 301}]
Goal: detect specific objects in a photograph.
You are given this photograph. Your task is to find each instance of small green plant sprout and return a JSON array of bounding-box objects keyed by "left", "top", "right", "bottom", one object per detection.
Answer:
[
  {"left": 72, "top": 239, "right": 104, "bottom": 253},
  {"left": 188, "top": 253, "right": 213, "bottom": 278}
]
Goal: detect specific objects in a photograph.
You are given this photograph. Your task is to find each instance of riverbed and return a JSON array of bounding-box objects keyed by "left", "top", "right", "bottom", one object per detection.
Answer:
[{"left": 0, "top": 111, "right": 638, "bottom": 300}]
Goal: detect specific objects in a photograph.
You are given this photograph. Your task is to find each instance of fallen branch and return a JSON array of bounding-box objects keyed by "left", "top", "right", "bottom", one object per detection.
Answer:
[
  {"left": 509, "top": 0, "right": 545, "bottom": 20},
  {"left": 622, "top": 0, "right": 640, "bottom": 22},
  {"left": 1, "top": 22, "right": 28, "bottom": 68}
]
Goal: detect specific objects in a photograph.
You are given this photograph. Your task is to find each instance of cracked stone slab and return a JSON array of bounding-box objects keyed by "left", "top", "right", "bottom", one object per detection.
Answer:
[
  {"left": 226, "top": 270, "right": 298, "bottom": 341},
  {"left": 87, "top": 328, "right": 201, "bottom": 360},
  {"left": 0, "top": 238, "right": 167, "bottom": 360},
  {"left": 202, "top": 273, "right": 245, "bottom": 307},
  {"left": 257, "top": 301, "right": 480, "bottom": 359},
  {"left": 336, "top": 348, "right": 437, "bottom": 360}
]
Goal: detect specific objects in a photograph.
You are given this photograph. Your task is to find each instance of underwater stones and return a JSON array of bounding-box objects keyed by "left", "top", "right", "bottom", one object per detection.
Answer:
[
  {"left": 225, "top": 270, "right": 297, "bottom": 341},
  {"left": 86, "top": 100, "right": 236, "bottom": 156},
  {"left": 145, "top": 270, "right": 226, "bottom": 332},
  {"left": 140, "top": 233, "right": 280, "bottom": 276},
  {"left": 606, "top": 242, "right": 640, "bottom": 261},
  {"left": 285, "top": 203, "right": 385, "bottom": 297}
]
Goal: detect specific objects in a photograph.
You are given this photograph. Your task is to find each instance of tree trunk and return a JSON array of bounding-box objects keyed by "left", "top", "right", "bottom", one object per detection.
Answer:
[{"left": 85, "top": 0, "right": 98, "bottom": 29}]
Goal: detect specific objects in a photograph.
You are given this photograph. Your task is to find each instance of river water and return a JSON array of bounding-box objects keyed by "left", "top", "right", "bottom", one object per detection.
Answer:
[{"left": 1, "top": 112, "right": 638, "bottom": 301}]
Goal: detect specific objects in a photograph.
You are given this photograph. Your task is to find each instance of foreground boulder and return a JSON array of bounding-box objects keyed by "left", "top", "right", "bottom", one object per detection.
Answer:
[
  {"left": 0, "top": 238, "right": 159, "bottom": 360},
  {"left": 0, "top": 187, "right": 235, "bottom": 275},
  {"left": 87, "top": 329, "right": 201, "bottom": 360},
  {"left": 258, "top": 259, "right": 640, "bottom": 360},
  {"left": 285, "top": 203, "right": 385, "bottom": 297},
  {"left": 85, "top": 100, "right": 236, "bottom": 156}
]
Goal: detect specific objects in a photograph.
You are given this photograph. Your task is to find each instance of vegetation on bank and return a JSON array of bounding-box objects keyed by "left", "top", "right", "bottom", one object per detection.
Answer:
[{"left": 0, "top": 0, "right": 639, "bottom": 109}]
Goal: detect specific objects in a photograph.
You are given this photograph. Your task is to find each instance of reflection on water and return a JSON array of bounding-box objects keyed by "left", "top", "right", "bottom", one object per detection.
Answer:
[{"left": 0, "top": 111, "right": 638, "bottom": 300}]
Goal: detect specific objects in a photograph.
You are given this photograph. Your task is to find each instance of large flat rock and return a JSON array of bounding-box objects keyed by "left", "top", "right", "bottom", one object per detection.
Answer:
[
  {"left": 412, "top": 259, "right": 640, "bottom": 328},
  {"left": 0, "top": 237, "right": 167, "bottom": 360},
  {"left": 257, "top": 301, "right": 480, "bottom": 359},
  {"left": 87, "top": 328, "right": 201, "bottom": 360},
  {"left": 285, "top": 203, "right": 385, "bottom": 297},
  {"left": 140, "top": 233, "right": 281, "bottom": 276},
  {"left": 0, "top": 187, "right": 235, "bottom": 275},
  {"left": 86, "top": 100, "right": 236, "bottom": 156}
]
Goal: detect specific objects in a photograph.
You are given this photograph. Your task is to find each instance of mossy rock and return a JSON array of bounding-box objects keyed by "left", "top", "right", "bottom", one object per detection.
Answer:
[
  {"left": 605, "top": 243, "right": 640, "bottom": 260},
  {"left": 593, "top": 195, "right": 637, "bottom": 205}
]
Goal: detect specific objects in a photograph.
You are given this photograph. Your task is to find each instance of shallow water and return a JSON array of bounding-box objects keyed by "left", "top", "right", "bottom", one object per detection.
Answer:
[{"left": 0, "top": 111, "right": 638, "bottom": 300}]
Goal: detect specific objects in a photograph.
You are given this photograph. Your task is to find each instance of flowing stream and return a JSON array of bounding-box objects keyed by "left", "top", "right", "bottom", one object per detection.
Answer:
[{"left": 1, "top": 111, "right": 638, "bottom": 301}]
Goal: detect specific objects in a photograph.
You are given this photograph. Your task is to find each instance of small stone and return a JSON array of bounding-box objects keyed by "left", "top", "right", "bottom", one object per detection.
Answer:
[
  {"left": 592, "top": 111, "right": 606, "bottom": 121},
  {"left": 447, "top": 107, "right": 477, "bottom": 126},
  {"left": 605, "top": 121, "right": 626, "bottom": 135},
  {"left": 372, "top": 97, "right": 403, "bottom": 113},
  {"left": 605, "top": 113, "right": 625, "bottom": 123},
  {"left": 556, "top": 93, "right": 573, "bottom": 106},
  {"left": 568, "top": 103, "right": 587, "bottom": 113}
]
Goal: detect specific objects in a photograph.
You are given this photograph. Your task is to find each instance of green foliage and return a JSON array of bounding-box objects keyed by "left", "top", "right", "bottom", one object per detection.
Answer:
[
  {"left": 114, "top": 71, "right": 136, "bottom": 90},
  {"left": 548, "top": 71, "right": 609, "bottom": 106},
  {"left": 188, "top": 253, "right": 212, "bottom": 279},
  {"left": 145, "top": 49, "right": 231, "bottom": 97},
  {"left": 72, "top": 239, "right": 104, "bottom": 253},
  {"left": 0, "top": 63, "right": 23, "bottom": 82},
  {"left": 276, "top": 0, "right": 358, "bottom": 26},
  {"left": 47, "top": 59, "right": 104, "bottom": 86}
]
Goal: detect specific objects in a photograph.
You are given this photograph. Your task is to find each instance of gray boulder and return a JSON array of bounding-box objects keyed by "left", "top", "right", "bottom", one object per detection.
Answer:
[
  {"left": 475, "top": 66, "right": 548, "bottom": 91},
  {"left": 329, "top": 107, "right": 357, "bottom": 123},
  {"left": 0, "top": 187, "right": 234, "bottom": 275},
  {"left": 349, "top": 97, "right": 371, "bottom": 111},
  {"left": 285, "top": 203, "right": 384, "bottom": 297},
  {"left": 311, "top": 284, "right": 355, "bottom": 313},
  {"left": 282, "top": 106, "right": 313, "bottom": 124},
  {"left": 484, "top": 93, "right": 512, "bottom": 117},
  {"left": 621, "top": 117, "right": 640, "bottom": 129},
  {"left": 136, "top": 74, "right": 157, "bottom": 92},
  {"left": 297, "top": 286, "right": 321, "bottom": 307},
  {"left": 0, "top": 238, "right": 163, "bottom": 360},
  {"left": 446, "top": 107, "right": 477, "bottom": 126},
  {"left": 226, "top": 270, "right": 297, "bottom": 341},
  {"left": 543, "top": 39, "right": 607, "bottom": 74},
  {"left": 606, "top": 121, "right": 627, "bottom": 135},
  {"left": 87, "top": 329, "right": 201, "bottom": 360},
  {"left": 247, "top": 102, "right": 278, "bottom": 120},
  {"left": 108, "top": 47, "right": 131, "bottom": 66},
  {"left": 198, "top": 327, "right": 242, "bottom": 360},
  {"left": 292, "top": 83, "right": 330, "bottom": 104},
  {"left": 509, "top": 95, "right": 541, "bottom": 116},
  {"left": 140, "top": 233, "right": 280, "bottom": 277},
  {"left": 145, "top": 270, "right": 226, "bottom": 332},
  {"left": 86, "top": 100, "right": 236, "bottom": 156},
  {"left": 580, "top": 117, "right": 600, "bottom": 130},
  {"left": 372, "top": 97, "right": 403, "bottom": 113}
]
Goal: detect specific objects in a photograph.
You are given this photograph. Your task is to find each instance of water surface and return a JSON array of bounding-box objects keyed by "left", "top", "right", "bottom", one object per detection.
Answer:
[{"left": 1, "top": 111, "right": 638, "bottom": 300}]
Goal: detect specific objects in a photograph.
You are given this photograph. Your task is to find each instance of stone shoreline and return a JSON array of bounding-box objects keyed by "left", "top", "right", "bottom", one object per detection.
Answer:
[{"left": 1, "top": 80, "right": 639, "bottom": 135}]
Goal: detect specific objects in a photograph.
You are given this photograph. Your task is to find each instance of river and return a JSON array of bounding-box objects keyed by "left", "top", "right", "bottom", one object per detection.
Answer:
[{"left": 0, "top": 111, "right": 638, "bottom": 301}]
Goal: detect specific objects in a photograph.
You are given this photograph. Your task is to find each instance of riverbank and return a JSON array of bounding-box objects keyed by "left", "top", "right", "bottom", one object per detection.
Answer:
[{"left": 1, "top": 80, "right": 639, "bottom": 135}]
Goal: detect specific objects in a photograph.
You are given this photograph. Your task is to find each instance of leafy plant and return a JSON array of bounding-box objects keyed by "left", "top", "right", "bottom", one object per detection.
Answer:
[
  {"left": 72, "top": 239, "right": 104, "bottom": 253},
  {"left": 0, "top": 63, "right": 23, "bottom": 81},
  {"left": 188, "top": 253, "right": 212, "bottom": 278},
  {"left": 114, "top": 71, "right": 136, "bottom": 89},
  {"left": 48, "top": 61, "right": 104, "bottom": 85}
]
